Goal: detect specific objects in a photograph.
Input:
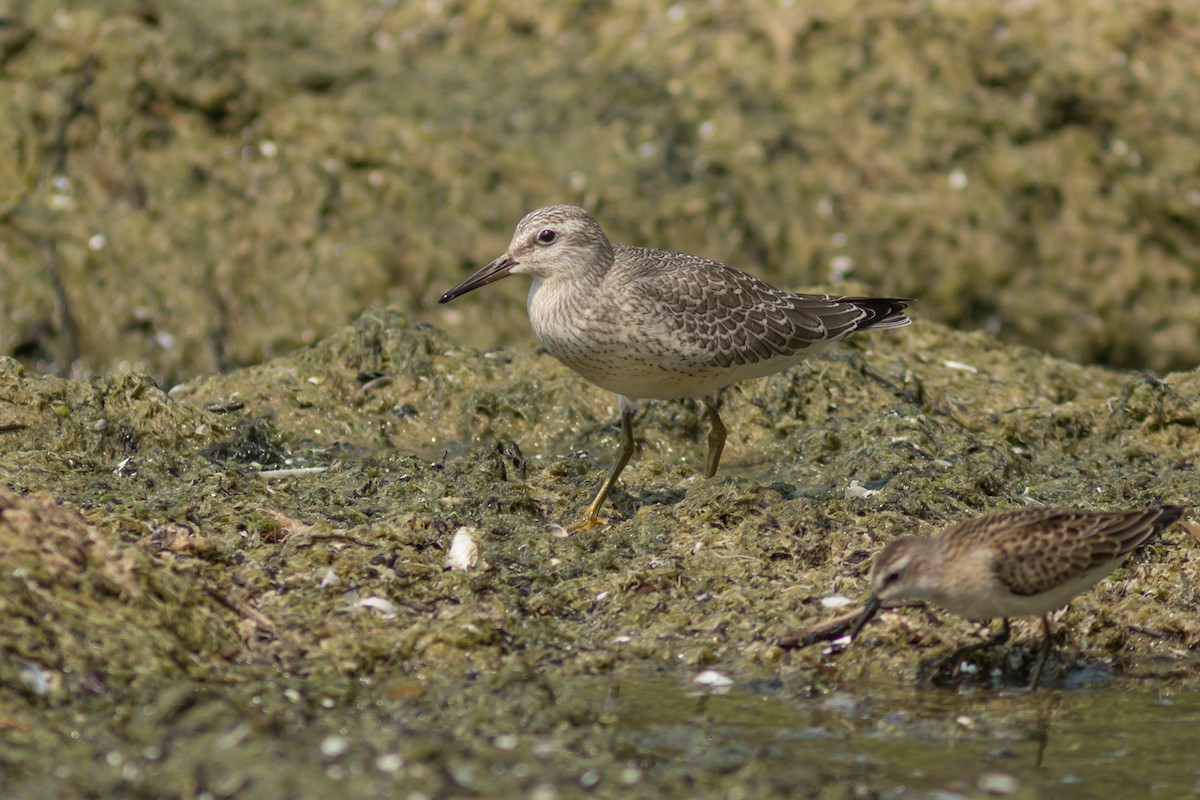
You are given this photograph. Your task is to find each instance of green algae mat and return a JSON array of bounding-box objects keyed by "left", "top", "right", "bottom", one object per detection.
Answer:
[
  {"left": 1, "top": 309, "right": 1198, "bottom": 797},
  {"left": 2, "top": 1, "right": 1200, "bottom": 797}
]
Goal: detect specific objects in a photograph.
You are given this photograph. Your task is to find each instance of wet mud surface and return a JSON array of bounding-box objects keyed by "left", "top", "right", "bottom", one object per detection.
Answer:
[{"left": 1, "top": 308, "right": 1198, "bottom": 797}]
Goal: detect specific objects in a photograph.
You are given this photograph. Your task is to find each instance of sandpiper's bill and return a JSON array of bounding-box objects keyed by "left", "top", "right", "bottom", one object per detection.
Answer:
[
  {"left": 440, "top": 205, "right": 911, "bottom": 530},
  {"left": 847, "top": 505, "right": 1184, "bottom": 688}
]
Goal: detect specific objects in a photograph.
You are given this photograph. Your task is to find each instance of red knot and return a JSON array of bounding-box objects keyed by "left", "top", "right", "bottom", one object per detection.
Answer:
[
  {"left": 440, "top": 204, "right": 911, "bottom": 530},
  {"left": 847, "top": 505, "right": 1185, "bottom": 688}
]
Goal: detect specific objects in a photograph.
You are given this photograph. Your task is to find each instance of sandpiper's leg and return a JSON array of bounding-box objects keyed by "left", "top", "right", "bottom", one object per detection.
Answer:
[
  {"left": 1029, "top": 615, "right": 1055, "bottom": 690},
  {"left": 702, "top": 395, "right": 725, "bottom": 479},
  {"left": 569, "top": 399, "right": 637, "bottom": 531},
  {"left": 946, "top": 618, "right": 1012, "bottom": 676}
]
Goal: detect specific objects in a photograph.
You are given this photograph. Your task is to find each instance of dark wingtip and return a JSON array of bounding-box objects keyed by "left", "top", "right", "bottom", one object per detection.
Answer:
[{"left": 855, "top": 297, "right": 914, "bottom": 330}]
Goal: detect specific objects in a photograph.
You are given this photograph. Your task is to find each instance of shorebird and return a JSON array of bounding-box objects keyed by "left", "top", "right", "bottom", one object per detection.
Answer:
[
  {"left": 439, "top": 204, "right": 911, "bottom": 530},
  {"left": 847, "top": 505, "right": 1184, "bottom": 688}
]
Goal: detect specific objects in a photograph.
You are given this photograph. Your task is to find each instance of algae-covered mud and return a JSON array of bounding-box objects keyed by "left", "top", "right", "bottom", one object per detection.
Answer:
[
  {"left": 3, "top": 0, "right": 1200, "bottom": 797},
  {"left": 1, "top": 308, "right": 1198, "bottom": 797},
  {"left": 2, "top": 2, "right": 1200, "bottom": 383}
]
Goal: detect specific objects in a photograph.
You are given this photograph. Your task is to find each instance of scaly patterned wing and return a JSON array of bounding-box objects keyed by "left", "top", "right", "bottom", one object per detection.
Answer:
[
  {"left": 617, "top": 245, "right": 909, "bottom": 369},
  {"left": 952, "top": 507, "right": 1182, "bottom": 597}
]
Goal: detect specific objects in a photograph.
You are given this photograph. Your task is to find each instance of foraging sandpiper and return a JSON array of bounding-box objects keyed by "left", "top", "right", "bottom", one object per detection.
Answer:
[
  {"left": 847, "top": 505, "right": 1184, "bottom": 688},
  {"left": 440, "top": 205, "right": 911, "bottom": 530}
]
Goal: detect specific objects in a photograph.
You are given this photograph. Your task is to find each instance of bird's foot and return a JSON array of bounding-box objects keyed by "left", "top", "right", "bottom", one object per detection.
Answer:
[{"left": 566, "top": 514, "right": 608, "bottom": 532}]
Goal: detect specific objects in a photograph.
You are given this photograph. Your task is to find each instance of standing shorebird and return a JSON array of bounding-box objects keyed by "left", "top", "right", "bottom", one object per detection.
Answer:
[
  {"left": 847, "top": 506, "right": 1184, "bottom": 688},
  {"left": 439, "top": 205, "right": 911, "bottom": 530}
]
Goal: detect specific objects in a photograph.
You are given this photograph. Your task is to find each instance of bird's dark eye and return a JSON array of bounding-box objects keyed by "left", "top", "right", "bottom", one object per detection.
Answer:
[
  {"left": 882, "top": 569, "right": 902, "bottom": 587},
  {"left": 537, "top": 229, "right": 557, "bottom": 245}
]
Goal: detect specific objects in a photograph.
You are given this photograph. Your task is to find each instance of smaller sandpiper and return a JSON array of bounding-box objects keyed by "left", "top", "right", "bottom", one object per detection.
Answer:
[
  {"left": 847, "top": 505, "right": 1184, "bottom": 689},
  {"left": 439, "top": 205, "right": 911, "bottom": 530}
]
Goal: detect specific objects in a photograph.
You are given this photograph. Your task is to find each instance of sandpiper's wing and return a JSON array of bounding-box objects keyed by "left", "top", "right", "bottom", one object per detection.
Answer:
[
  {"left": 615, "top": 245, "right": 910, "bottom": 369},
  {"left": 963, "top": 507, "right": 1183, "bottom": 597}
]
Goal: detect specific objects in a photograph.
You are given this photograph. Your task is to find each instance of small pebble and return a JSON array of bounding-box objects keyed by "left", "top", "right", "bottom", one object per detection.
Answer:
[{"left": 977, "top": 772, "right": 1019, "bottom": 795}]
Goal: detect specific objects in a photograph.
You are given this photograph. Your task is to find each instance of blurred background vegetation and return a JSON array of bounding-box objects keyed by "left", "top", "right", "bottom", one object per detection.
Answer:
[{"left": 2, "top": 0, "right": 1198, "bottom": 385}]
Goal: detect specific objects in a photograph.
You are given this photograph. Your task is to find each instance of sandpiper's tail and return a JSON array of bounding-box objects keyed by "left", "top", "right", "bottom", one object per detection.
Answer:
[{"left": 842, "top": 297, "right": 913, "bottom": 331}]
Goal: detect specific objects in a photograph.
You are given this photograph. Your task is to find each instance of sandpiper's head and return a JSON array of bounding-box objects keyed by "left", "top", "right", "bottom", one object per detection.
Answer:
[
  {"left": 439, "top": 205, "right": 614, "bottom": 303},
  {"left": 867, "top": 536, "right": 936, "bottom": 603},
  {"left": 846, "top": 536, "right": 934, "bottom": 641}
]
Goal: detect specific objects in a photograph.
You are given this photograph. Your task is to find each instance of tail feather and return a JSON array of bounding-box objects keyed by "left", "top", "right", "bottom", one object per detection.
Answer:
[{"left": 847, "top": 297, "right": 913, "bottom": 331}]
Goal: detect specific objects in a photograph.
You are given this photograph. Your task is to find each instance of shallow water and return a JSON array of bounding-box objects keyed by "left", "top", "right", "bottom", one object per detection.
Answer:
[{"left": 598, "top": 672, "right": 1200, "bottom": 798}]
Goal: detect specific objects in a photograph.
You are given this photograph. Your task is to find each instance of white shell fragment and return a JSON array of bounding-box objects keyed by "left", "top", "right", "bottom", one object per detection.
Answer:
[
  {"left": 825, "top": 635, "right": 853, "bottom": 653},
  {"left": 692, "top": 670, "right": 734, "bottom": 692},
  {"left": 821, "top": 594, "right": 853, "bottom": 609},
  {"left": 354, "top": 596, "right": 398, "bottom": 616},
  {"left": 446, "top": 527, "right": 481, "bottom": 571},
  {"left": 18, "top": 660, "right": 58, "bottom": 695},
  {"left": 844, "top": 480, "right": 878, "bottom": 500},
  {"left": 978, "top": 772, "right": 1020, "bottom": 796}
]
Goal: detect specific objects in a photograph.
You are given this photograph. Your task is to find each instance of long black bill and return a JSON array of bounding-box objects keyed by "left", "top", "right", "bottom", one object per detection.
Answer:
[
  {"left": 439, "top": 254, "right": 517, "bottom": 303},
  {"left": 845, "top": 595, "right": 882, "bottom": 643}
]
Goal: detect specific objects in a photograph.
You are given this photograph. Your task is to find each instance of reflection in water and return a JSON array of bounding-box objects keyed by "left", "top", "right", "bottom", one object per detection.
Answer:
[{"left": 595, "top": 671, "right": 1200, "bottom": 798}]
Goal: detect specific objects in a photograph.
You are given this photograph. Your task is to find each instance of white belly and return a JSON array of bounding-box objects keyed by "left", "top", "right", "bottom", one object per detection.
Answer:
[{"left": 938, "top": 561, "right": 1125, "bottom": 621}]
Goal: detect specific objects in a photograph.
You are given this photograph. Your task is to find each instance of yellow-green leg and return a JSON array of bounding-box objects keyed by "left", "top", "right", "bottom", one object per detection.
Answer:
[
  {"left": 568, "top": 404, "right": 636, "bottom": 531},
  {"left": 702, "top": 395, "right": 725, "bottom": 478}
]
